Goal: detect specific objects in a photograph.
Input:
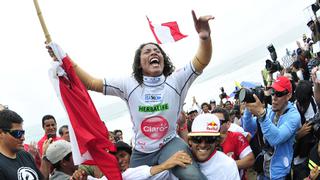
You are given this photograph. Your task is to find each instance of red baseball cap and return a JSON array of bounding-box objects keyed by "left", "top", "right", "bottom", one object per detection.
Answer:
[{"left": 272, "top": 76, "right": 292, "bottom": 93}]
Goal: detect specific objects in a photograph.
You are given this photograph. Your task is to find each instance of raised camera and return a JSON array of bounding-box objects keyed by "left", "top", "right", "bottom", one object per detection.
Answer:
[{"left": 239, "top": 87, "right": 265, "bottom": 103}]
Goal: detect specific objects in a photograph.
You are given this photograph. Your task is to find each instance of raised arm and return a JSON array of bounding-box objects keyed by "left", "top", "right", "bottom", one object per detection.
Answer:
[
  {"left": 191, "top": 10, "right": 214, "bottom": 72},
  {"left": 46, "top": 42, "right": 104, "bottom": 93}
]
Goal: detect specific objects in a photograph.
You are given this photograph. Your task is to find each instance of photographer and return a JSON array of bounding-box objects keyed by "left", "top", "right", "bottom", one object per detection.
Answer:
[
  {"left": 293, "top": 80, "right": 318, "bottom": 180},
  {"left": 243, "top": 76, "right": 300, "bottom": 179}
]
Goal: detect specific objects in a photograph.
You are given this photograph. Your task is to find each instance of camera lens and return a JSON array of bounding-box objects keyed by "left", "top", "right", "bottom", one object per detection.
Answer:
[{"left": 239, "top": 88, "right": 255, "bottom": 103}]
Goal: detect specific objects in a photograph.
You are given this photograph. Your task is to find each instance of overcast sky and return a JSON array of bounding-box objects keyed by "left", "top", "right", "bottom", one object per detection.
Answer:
[{"left": 0, "top": 0, "right": 313, "bottom": 133}]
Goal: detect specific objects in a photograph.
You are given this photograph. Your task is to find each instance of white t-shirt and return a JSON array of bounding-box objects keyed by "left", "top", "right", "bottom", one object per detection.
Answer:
[
  {"left": 87, "top": 165, "right": 176, "bottom": 180},
  {"left": 199, "top": 150, "right": 240, "bottom": 180},
  {"left": 104, "top": 62, "right": 200, "bottom": 153},
  {"left": 228, "top": 123, "right": 249, "bottom": 138}
]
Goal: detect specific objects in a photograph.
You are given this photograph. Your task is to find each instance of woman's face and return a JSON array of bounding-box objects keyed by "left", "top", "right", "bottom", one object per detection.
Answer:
[{"left": 139, "top": 44, "right": 164, "bottom": 77}]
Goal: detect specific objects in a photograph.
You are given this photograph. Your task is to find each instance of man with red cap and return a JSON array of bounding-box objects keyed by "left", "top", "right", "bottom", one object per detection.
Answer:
[{"left": 243, "top": 76, "right": 300, "bottom": 179}]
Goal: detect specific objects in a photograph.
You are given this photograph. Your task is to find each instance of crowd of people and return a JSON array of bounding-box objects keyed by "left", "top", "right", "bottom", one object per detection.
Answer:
[{"left": 4, "top": 2, "right": 320, "bottom": 180}]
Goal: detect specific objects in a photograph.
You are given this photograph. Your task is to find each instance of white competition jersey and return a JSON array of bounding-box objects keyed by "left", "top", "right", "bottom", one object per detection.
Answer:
[
  {"left": 104, "top": 62, "right": 200, "bottom": 153},
  {"left": 199, "top": 150, "right": 240, "bottom": 180}
]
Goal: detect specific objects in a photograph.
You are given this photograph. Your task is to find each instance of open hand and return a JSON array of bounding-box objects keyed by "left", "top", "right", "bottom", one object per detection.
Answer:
[{"left": 192, "top": 10, "right": 214, "bottom": 40}]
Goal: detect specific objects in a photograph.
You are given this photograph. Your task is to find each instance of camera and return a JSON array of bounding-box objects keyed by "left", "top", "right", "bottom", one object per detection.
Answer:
[
  {"left": 265, "top": 44, "right": 282, "bottom": 74},
  {"left": 312, "top": 3, "right": 320, "bottom": 13},
  {"left": 219, "top": 87, "right": 227, "bottom": 99},
  {"left": 308, "top": 112, "right": 320, "bottom": 139},
  {"left": 239, "top": 87, "right": 265, "bottom": 103}
]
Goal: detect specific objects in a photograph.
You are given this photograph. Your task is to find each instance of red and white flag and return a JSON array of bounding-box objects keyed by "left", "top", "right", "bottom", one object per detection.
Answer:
[
  {"left": 147, "top": 16, "right": 187, "bottom": 44},
  {"left": 48, "top": 43, "right": 122, "bottom": 180}
]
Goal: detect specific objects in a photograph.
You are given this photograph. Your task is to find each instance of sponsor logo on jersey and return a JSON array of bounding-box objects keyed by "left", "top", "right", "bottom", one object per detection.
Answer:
[
  {"left": 144, "top": 94, "right": 162, "bottom": 102},
  {"left": 17, "top": 167, "right": 39, "bottom": 180},
  {"left": 138, "top": 103, "right": 169, "bottom": 112},
  {"left": 141, "top": 116, "right": 169, "bottom": 140}
]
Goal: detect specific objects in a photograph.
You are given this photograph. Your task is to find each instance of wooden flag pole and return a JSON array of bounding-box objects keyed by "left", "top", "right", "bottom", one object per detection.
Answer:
[{"left": 33, "top": 0, "right": 52, "bottom": 43}]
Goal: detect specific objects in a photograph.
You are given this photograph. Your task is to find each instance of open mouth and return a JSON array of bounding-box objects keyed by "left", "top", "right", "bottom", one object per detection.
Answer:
[{"left": 149, "top": 58, "right": 160, "bottom": 65}]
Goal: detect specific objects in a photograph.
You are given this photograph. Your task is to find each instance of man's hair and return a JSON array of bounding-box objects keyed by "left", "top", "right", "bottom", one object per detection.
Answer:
[
  {"left": 58, "top": 125, "right": 68, "bottom": 136},
  {"left": 201, "top": 102, "right": 210, "bottom": 109},
  {"left": 42, "top": 114, "right": 56, "bottom": 128},
  {"left": 132, "top": 42, "right": 175, "bottom": 84},
  {"left": 295, "top": 80, "right": 313, "bottom": 111},
  {"left": 114, "top": 129, "right": 122, "bottom": 135},
  {"left": 211, "top": 107, "right": 230, "bottom": 122},
  {"left": 0, "top": 109, "right": 23, "bottom": 129}
]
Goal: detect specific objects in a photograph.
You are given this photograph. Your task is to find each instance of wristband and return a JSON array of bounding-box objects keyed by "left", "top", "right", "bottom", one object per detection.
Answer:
[{"left": 257, "top": 109, "right": 266, "bottom": 120}]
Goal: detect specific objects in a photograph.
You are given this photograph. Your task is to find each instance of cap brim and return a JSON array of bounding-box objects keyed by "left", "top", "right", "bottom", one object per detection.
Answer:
[
  {"left": 188, "top": 132, "right": 220, "bottom": 136},
  {"left": 272, "top": 83, "right": 286, "bottom": 92}
]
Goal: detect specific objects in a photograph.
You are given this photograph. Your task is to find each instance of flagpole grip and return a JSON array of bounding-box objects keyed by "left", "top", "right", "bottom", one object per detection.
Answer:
[{"left": 33, "top": 0, "right": 52, "bottom": 43}]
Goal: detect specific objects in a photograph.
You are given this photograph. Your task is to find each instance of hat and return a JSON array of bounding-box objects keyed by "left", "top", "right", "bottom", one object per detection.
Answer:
[
  {"left": 188, "top": 114, "right": 220, "bottom": 136},
  {"left": 209, "top": 99, "right": 216, "bottom": 104},
  {"left": 272, "top": 76, "right": 292, "bottom": 93},
  {"left": 46, "top": 140, "right": 71, "bottom": 164},
  {"left": 307, "top": 19, "right": 314, "bottom": 26},
  {"left": 115, "top": 141, "right": 132, "bottom": 155}
]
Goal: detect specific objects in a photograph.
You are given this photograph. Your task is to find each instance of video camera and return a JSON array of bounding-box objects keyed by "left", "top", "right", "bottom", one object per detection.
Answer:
[
  {"left": 239, "top": 86, "right": 265, "bottom": 103},
  {"left": 265, "top": 44, "right": 282, "bottom": 74},
  {"left": 219, "top": 87, "right": 227, "bottom": 99}
]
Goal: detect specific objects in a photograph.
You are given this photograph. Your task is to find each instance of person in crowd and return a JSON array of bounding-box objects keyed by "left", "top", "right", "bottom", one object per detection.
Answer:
[
  {"left": 293, "top": 80, "right": 318, "bottom": 180},
  {"left": 45, "top": 140, "right": 77, "bottom": 179},
  {"left": 200, "top": 102, "right": 211, "bottom": 114},
  {"left": 224, "top": 100, "right": 233, "bottom": 111},
  {"left": 0, "top": 109, "right": 50, "bottom": 179},
  {"left": 113, "top": 129, "right": 123, "bottom": 142},
  {"left": 243, "top": 76, "right": 300, "bottom": 179},
  {"left": 311, "top": 67, "right": 320, "bottom": 105},
  {"left": 58, "top": 125, "right": 70, "bottom": 142},
  {"left": 47, "top": 10, "right": 214, "bottom": 180},
  {"left": 37, "top": 115, "right": 62, "bottom": 156},
  {"left": 108, "top": 131, "right": 116, "bottom": 144},
  {"left": 187, "top": 113, "right": 240, "bottom": 179},
  {"left": 302, "top": 140, "right": 320, "bottom": 180},
  {"left": 307, "top": 19, "right": 320, "bottom": 43},
  {"left": 212, "top": 107, "right": 255, "bottom": 179},
  {"left": 187, "top": 108, "right": 198, "bottom": 133},
  {"left": 209, "top": 99, "right": 217, "bottom": 111},
  {"left": 72, "top": 141, "right": 192, "bottom": 180}
]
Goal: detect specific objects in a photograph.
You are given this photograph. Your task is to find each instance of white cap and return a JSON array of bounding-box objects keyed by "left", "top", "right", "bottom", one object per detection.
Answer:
[
  {"left": 46, "top": 140, "right": 71, "bottom": 164},
  {"left": 188, "top": 114, "right": 220, "bottom": 136}
]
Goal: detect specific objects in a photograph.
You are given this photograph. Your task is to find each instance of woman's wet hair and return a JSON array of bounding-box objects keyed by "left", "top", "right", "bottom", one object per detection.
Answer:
[{"left": 132, "top": 42, "right": 175, "bottom": 84}]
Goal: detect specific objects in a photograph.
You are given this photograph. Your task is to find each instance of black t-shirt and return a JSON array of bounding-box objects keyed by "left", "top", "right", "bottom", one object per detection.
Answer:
[{"left": 0, "top": 150, "right": 43, "bottom": 180}]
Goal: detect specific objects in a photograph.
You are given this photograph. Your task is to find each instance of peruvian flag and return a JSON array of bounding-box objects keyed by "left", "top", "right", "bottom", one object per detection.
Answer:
[
  {"left": 147, "top": 16, "right": 187, "bottom": 44},
  {"left": 48, "top": 43, "right": 122, "bottom": 180}
]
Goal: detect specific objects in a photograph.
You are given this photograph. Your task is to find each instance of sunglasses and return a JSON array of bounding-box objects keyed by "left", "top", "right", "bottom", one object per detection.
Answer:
[
  {"left": 271, "top": 89, "right": 289, "bottom": 97},
  {"left": 191, "top": 136, "right": 219, "bottom": 144},
  {"left": 2, "top": 129, "right": 25, "bottom": 139}
]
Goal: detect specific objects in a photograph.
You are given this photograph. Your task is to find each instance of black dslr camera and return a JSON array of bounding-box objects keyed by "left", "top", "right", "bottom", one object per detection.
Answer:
[
  {"left": 265, "top": 44, "right": 281, "bottom": 74},
  {"left": 239, "top": 87, "right": 265, "bottom": 103},
  {"left": 219, "top": 87, "right": 227, "bottom": 99},
  {"left": 308, "top": 112, "right": 320, "bottom": 139}
]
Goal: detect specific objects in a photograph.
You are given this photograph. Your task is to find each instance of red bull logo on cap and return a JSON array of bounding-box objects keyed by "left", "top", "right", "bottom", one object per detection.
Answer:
[{"left": 207, "top": 121, "right": 218, "bottom": 131}]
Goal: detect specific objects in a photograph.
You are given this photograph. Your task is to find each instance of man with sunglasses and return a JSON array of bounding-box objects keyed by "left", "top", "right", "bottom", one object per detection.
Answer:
[
  {"left": 243, "top": 76, "right": 300, "bottom": 179},
  {"left": 212, "top": 107, "right": 255, "bottom": 180},
  {"left": 188, "top": 113, "right": 240, "bottom": 179},
  {"left": 0, "top": 109, "right": 45, "bottom": 179}
]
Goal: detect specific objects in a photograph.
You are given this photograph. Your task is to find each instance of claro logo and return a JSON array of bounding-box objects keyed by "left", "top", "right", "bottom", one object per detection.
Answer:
[{"left": 141, "top": 116, "right": 169, "bottom": 140}]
